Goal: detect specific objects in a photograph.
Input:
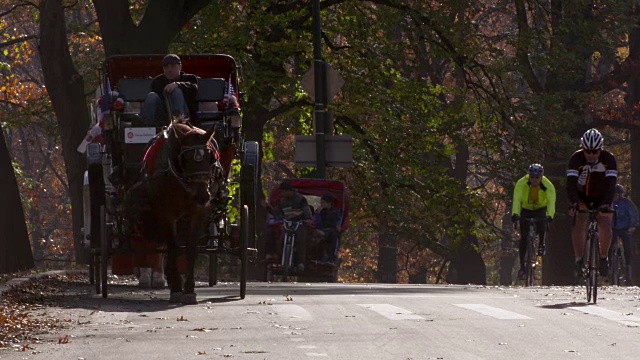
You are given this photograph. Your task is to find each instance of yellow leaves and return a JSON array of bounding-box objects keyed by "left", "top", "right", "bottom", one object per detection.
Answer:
[{"left": 57, "top": 335, "right": 70, "bottom": 344}]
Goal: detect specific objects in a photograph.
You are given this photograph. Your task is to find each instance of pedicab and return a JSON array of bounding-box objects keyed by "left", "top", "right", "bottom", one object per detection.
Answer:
[
  {"left": 263, "top": 178, "right": 350, "bottom": 282},
  {"left": 79, "top": 54, "right": 259, "bottom": 303}
]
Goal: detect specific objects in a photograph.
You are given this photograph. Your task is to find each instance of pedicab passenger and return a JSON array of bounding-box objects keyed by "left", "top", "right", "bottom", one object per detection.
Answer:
[
  {"left": 140, "top": 54, "right": 199, "bottom": 127},
  {"left": 311, "top": 194, "right": 342, "bottom": 263},
  {"left": 261, "top": 182, "right": 312, "bottom": 272}
]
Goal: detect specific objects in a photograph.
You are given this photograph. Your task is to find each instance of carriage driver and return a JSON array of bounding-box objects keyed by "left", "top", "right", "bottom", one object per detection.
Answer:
[
  {"left": 140, "top": 54, "right": 199, "bottom": 127},
  {"left": 262, "top": 182, "right": 313, "bottom": 272}
]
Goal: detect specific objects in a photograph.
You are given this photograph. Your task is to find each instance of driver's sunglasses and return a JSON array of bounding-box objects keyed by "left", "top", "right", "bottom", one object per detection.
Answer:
[{"left": 584, "top": 149, "right": 600, "bottom": 154}]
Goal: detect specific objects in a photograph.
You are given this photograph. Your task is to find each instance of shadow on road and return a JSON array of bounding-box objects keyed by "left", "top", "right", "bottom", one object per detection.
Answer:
[
  {"left": 20, "top": 272, "right": 489, "bottom": 313},
  {"left": 539, "top": 302, "right": 592, "bottom": 309}
]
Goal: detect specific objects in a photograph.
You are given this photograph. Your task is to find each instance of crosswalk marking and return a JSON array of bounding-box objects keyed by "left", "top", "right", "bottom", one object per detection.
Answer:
[
  {"left": 454, "top": 304, "right": 531, "bottom": 320},
  {"left": 568, "top": 306, "right": 640, "bottom": 327},
  {"left": 271, "top": 304, "right": 313, "bottom": 321},
  {"left": 357, "top": 304, "right": 424, "bottom": 320}
]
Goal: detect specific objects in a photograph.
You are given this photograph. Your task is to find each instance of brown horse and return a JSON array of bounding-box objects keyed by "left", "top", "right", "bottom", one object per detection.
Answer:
[{"left": 128, "top": 118, "right": 224, "bottom": 304}]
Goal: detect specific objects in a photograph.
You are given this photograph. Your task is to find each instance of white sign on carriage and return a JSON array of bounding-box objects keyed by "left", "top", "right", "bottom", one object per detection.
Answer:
[{"left": 124, "top": 127, "right": 157, "bottom": 144}]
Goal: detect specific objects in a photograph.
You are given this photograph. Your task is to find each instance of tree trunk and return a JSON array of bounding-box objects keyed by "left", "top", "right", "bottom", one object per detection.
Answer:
[
  {"left": 446, "top": 142, "right": 487, "bottom": 284},
  {"left": 626, "top": 22, "right": 640, "bottom": 286},
  {"left": 39, "top": 0, "right": 90, "bottom": 263},
  {"left": 446, "top": 235, "right": 487, "bottom": 285},
  {"left": 0, "top": 123, "right": 34, "bottom": 274},
  {"left": 499, "top": 212, "right": 517, "bottom": 285}
]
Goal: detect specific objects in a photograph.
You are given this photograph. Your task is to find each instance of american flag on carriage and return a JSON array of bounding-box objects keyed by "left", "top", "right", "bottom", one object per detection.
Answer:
[
  {"left": 219, "top": 76, "right": 239, "bottom": 111},
  {"left": 77, "top": 77, "right": 124, "bottom": 153}
]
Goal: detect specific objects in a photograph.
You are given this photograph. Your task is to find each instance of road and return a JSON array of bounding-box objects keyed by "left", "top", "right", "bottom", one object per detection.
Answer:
[{"left": 2, "top": 277, "right": 640, "bottom": 359}]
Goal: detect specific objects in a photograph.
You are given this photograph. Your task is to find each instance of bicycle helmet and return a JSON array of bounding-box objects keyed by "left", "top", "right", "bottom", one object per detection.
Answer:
[
  {"left": 580, "top": 128, "right": 603, "bottom": 150},
  {"left": 528, "top": 163, "right": 544, "bottom": 176},
  {"left": 615, "top": 184, "right": 625, "bottom": 195}
]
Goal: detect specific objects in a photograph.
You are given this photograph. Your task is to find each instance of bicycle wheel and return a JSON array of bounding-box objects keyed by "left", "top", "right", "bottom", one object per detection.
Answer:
[
  {"left": 590, "top": 233, "right": 600, "bottom": 304},
  {"left": 585, "top": 236, "right": 592, "bottom": 303},
  {"left": 609, "top": 250, "right": 621, "bottom": 285},
  {"left": 282, "top": 238, "right": 293, "bottom": 279},
  {"left": 525, "top": 232, "right": 535, "bottom": 287}
]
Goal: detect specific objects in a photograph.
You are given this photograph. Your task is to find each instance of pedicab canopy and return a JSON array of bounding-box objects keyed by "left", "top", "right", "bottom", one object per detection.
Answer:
[
  {"left": 268, "top": 178, "right": 350, "bottom": 232},
  {"left": 103, "top": 54, "right": 240, "bottom": 92}
]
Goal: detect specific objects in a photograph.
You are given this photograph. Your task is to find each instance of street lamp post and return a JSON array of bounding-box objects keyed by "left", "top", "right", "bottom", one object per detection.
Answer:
[{"left": 312, "top": 0, "right": 327, "bottom": 179}]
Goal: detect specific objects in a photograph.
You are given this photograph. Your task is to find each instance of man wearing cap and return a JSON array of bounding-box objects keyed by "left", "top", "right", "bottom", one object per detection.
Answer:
[
  {"left": 311, "top": 194, "right": 342, "bottom": 263},
  {"left": 140, "top": 54, "right": 198, "bottom": 127},
  {"left": 262, "top": 182, "right": 312, "bottom": 272}
]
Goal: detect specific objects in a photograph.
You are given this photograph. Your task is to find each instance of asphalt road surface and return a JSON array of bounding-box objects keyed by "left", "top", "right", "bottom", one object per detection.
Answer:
[{"left": 2, "top": 276, "right": 640, "bottom": 360}]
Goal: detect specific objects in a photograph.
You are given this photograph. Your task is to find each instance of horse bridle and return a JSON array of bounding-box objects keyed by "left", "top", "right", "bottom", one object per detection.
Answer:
[
  {"left": 179, "top": 144, "right": 216, "bottom": 181},
  {"left": 168, "top": 144, "right": 217, "bottom": 186}
]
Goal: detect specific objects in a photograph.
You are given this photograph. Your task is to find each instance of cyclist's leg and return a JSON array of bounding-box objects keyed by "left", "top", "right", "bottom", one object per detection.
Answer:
[
  {"left": 608, "top": 229, "right": 619, "bottom": 260},
  {"left": 294, "top": 226, "right": 307, "bottom": 270},
  {"left": 597, "top": 212, "right": 613, "bottom": 258},
  {"left": 597, "top": 211, "right": 613, "bottom": 275},
  {"left": 572, "top": 203, "right": 588, "bottom": 261},
  {"left": 518, "top": 216, "right": 529, "bottom": 270},
  {"left": 536, "top": 214, "right": 547, "bottom": 255}
]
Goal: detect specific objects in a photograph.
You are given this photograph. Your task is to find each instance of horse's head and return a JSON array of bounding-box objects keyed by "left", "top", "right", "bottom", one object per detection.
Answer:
[{"left": 167, "top": 118, "right": 221, "bottom": 207}]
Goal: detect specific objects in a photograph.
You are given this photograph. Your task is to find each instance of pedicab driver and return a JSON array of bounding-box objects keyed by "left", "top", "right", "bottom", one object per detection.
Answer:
[{"left": 262, "top": 182, "right": 312, "bottom": 272}]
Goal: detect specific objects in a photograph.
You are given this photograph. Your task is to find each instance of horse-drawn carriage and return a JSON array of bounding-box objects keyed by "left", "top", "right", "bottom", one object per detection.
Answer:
[
  {"left": 264, "top": 178, "right": 350, "bottom": 282},
  {"left": 80, "top": 54, "right": 259, "bottom": 304}
]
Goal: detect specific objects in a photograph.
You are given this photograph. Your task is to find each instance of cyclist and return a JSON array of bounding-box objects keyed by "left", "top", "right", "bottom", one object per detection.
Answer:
[
  {"left": 567, "top": 128, "right": 617, "bottom": 277},
  {"left": 262, "top": 182, "right": 312, "bottom": 271},
  {"left": 511, "top": 163, "right": 556, "bottom": 280},
  {"left": 611, "top": 184, "right": 639, "bottom": 283}
]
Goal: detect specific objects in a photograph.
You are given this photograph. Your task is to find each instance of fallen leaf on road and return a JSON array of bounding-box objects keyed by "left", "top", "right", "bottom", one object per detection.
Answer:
[
  {"left": 284, "top": 295, "right": 293, "bottom": 301},
  {"left": 58, "top": 335, "right": 69, "bottom": 344},
  {"left": 197, "top": 351, "right": 206, "bottom": 355},
  {"left": 177, "top": 316, "right": 189, "bottom": 321}
]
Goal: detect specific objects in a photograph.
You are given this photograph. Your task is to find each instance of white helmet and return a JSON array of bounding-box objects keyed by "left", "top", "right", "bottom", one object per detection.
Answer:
[{"left": 580, "top": 128, "right": 603, "bottom": 150}]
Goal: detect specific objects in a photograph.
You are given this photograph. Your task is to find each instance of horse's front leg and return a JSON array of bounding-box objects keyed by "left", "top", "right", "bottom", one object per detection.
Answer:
[
  {"left": 166, "top": 221, "right": 183, "bottom": 303},
  {"left": 180, "top": 217, "right": 201, "bottom": 305}
]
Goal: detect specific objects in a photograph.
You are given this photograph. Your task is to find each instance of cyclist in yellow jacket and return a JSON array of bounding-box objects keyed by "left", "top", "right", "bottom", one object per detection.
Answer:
[{"left": 511, "top": 164, "right": 557, "bottom": 280}]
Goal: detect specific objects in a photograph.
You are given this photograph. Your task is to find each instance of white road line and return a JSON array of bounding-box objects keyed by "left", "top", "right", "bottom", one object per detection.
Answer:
[
  {"left": 568, "top": 306, "right": 640, "bottom": 327},
  {"left": 271, "top": 304, "right": 313, "bottom": 321},
  {"left": 305, "top": 353, "right": 329, "bottom": 357},
  {"left": 357, "top": 304, "right": 424, "bottom": 320},
  {"left": 454, "top": 304, "right": 531, "bottom": 320}
]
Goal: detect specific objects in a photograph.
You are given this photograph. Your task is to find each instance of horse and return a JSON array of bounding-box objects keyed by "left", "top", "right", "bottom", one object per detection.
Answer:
[{"left": 127, "top": 117, "right": 224, "bottom": 304}]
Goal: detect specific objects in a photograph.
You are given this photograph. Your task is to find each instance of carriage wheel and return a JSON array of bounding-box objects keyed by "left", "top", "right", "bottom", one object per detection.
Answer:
[
  {"left": 100, "top": 205, "right": 109, "bottom": 299},
  {"left": 241, "top": 141, "right": 259, "bottom": 248},
  {"left": 88, "top": 163, "right": 105, "bottom": 290},
  {"left": 240, "top": 205, "right": 249, "bottom": 299}
]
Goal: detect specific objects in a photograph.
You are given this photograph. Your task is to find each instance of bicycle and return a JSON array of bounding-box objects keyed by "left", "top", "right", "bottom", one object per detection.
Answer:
[
  {"left": 281, "top": 219, "right": 304, "bottom": 279},
  {"left": 608, "top": 235, "right": 625, "bottom": 285},
  {"left": 515, "top": 217, "right": 546, "bottom": 286},
  {"left": 577, "top": 206, "right": 615, "bottom": 304}
]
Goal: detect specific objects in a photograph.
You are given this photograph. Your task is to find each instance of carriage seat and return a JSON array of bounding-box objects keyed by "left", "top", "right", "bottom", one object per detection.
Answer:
[
  {"left": 196, "top": 77, "right": 226, "bottom": 124},
  {"left": 117, "top": 78, "right": 153, "bottom": 124}
]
